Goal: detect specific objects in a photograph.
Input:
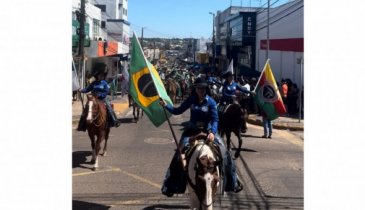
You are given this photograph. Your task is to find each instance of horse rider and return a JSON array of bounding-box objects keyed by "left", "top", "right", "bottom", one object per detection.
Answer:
[
  {"left": 159, "top": 77, "right": 243, "bottom": 197},
  {"left": 220, "top": 71, "right": 255, "bottom": 106},
  {"left": 78, "top": 63, "right": 121, "bottom": 130}
]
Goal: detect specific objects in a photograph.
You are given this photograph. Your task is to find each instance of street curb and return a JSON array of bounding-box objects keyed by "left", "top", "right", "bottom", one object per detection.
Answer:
[{"left": 246, "top": 117, "right": 304, "bottom": 131}]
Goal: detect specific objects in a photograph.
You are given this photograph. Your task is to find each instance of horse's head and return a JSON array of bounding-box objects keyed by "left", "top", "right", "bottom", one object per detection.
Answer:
[
  {"left": 187, "top": 143, "right": 220, "bottom": 210},
  {"left": 86, "top": 94, "right": 105, "bottom": 126}
]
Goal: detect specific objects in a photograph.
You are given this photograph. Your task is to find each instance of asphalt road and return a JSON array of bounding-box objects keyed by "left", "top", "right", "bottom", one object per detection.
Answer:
[{"left": 72, "top": 107, "right": 303, "bottom": 210}]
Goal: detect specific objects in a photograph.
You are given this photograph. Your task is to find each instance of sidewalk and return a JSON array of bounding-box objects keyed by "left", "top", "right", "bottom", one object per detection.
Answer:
[
  {"left": 247, "top": 114, "right": 304, "bottom": 131},
  {"left": 72, "top": 94, "right": 130, "bottom": 127}
]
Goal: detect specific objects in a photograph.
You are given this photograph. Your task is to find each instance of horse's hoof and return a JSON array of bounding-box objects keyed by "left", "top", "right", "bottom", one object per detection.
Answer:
[
  {"left": 90, "top": 159, "right": 96, "bottom": 164},
  {"left": 92, "top": 167, "right": 97, "bottom": 171},
  {"left": 101, "top": 151, "right": 107, "bottom": 156}
]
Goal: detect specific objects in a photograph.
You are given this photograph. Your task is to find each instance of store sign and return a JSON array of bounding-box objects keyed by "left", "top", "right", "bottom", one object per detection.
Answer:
[{"left": 242, "top": 12, "right": 256, "bottom": 40}]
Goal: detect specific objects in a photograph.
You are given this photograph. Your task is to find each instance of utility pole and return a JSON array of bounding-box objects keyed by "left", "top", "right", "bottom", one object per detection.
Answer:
[
  {"left": 141, "top": 27, "right": 146, "bottom": 49},
  {"left": 209, "top": 12, "right": 216, "bottom": 72},
  {"left": 78, "top": 0, "right": 86, "bottom": 100},
  {"left": 266, "top": 0, "right": 270, "bottom": 61}
]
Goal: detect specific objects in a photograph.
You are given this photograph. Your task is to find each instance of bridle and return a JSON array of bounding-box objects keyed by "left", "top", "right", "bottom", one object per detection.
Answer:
[{"left": 88, "top": 96, "right": 105, "bottom": 127}]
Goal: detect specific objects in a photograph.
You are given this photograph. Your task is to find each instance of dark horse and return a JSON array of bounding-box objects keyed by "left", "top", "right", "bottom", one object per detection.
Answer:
[
  {"left": 86, "top": 94, "right": 110, "bottom": 170},
  {"left": 131, "top": 97, "right": 143, "bottom": 122},
  {"left": 218, "top": 102, "right": 246, "bottom": 158}
]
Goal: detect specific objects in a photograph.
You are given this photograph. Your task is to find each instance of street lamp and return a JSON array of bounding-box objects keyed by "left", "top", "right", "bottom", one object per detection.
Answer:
[{"left": 209, "top": 12, "right": 216, "bottom": 72}]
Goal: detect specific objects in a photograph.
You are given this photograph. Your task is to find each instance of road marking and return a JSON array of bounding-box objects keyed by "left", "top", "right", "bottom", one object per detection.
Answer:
[
  {"left": 72, "top": 167, "right": 121, "bottom": 177},
  {"left": 120, "top": 169, "right": 162, "bottom": 189},
  {"left": 73, "top": 166, "right": 161, "bottom": 189},
  {"left": 110, "top": 196, "right": 161, "bottom": 207}
]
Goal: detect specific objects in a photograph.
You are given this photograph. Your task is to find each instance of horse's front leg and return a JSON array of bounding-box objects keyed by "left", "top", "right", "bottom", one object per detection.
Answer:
[
  {"left": 101, "top": 128, "right": 110, "bottom": 156},
  {"left": 88, "top": 131, "right": 96, "bottom": 164},
  {"left": 234, "top": 129, "right": 243, "bottom": 159},
  {"left": 93, "top": 131, "right": 104, "bottom": 170}
]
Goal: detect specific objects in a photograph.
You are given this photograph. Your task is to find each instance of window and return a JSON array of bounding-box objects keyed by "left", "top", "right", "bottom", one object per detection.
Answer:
[
  {"left": 101, "top": 21, "right": 106, "bottom": 29},
  {"left": 94, "top": 4, "right": 106, "bottom": 12},
  {"left": 118, "top": 4, "right": 123, "bottom": 10},
  {"left": 93, "top": 19, "right": 100, "bottom": 38}
]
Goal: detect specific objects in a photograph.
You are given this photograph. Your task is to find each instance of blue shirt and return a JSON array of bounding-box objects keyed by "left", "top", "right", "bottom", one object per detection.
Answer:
[
  {"left": 165, "top": 95, "right": 219, "bottom": 135},
  {"left": 221, "top": 81, "right": 250, "bottom": 102},
  {"left": 207, "top": 76, "right": 221, "bottom": 85},
  {"left": 81, "top": 80, "right": 110, "bottom": 100}
]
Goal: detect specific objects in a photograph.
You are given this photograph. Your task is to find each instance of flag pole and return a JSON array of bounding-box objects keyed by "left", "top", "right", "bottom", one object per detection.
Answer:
[
  {"left": 132, "top": 31, "right": 185, "bottom": 167},
  {"left": 253, "top": 59, "right": 270, "bottom": 92},
  {"left": 73, "top": 58, "right": 84, "bottom": 109},
  {"left": 161, "top": 102, "right": 186, "bottom": 169}
]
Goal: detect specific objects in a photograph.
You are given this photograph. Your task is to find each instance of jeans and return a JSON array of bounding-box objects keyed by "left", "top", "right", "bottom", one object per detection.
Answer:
[
  {"left": 263, "top": 118, "right": 272, "bottom": 136},
  {"left": 102, "top": 98, "right": 119, "bottom": 127}
]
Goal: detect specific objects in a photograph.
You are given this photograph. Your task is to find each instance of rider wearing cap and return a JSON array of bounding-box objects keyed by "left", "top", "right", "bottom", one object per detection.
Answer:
[
  {"left": 160, "top": 77, "right": 243, "bottom": 197},
  {"left": 79, "top": 63, "right": 120, "bottom": 129}
]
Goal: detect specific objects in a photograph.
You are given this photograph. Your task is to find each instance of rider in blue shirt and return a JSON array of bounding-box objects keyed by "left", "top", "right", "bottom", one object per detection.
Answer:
[
  {"left": 160, "top": 77, "right": 243, "bottom": 197},
  {"left": 79, "top": 63, "right": 120, "bottom": 128},
  {"left": 221, "top": 71, "right": 254, "bottom": 104}
]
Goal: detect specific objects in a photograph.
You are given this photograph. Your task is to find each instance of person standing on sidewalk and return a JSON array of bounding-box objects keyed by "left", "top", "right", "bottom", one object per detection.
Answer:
[
  {"left": 77, "top": 63, "right": 120, "bottom": 131},
  {"left": 261, "top": 110, "right": 272, "bottom": 139}
]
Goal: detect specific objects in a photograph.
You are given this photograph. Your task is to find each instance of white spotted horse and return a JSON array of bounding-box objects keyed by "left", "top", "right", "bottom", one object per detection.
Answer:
[{"left": 185, "top": 133, "right": 221, "bottom": 210}]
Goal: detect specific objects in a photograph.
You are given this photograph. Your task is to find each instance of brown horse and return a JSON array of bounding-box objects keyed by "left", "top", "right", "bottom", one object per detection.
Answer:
[
  {"left": 165, "top": 78, "right": 178, "bottom": 104},
  {"left": 218, "top": 102, "right": 246, "bottom": 158},
  {"left": 86, "top": 94, "right": 110, "bottom": 170}
]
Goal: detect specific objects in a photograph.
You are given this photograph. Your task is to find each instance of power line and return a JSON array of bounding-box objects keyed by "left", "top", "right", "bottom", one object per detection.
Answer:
[{"left": 256, "top": 5, "right": 303, "bottom": 31}]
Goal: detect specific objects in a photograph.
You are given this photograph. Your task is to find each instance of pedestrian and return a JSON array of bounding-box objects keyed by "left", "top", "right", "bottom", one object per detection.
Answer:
[
  {"left": 159, "top": 77, "right": 243, "bottom": 197},
  {"left": 78, "top": 63, "right": 120, "bottom": 130},
  {"left": 287, "top": 83, "right": 299, "bottom": 115},
  {"left": 261, "top": 110, "right": 272, "bottom": 139},
  {"left": 281, "top": 79, "right": 288, "bottom": 115}
]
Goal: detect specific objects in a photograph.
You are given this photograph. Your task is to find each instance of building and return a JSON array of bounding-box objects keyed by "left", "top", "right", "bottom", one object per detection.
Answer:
[
  {"left": 72, "top": 0, "right": 130, "bottom": 90},
  {"left": 213, "top": 0, "right": 303, "bottom": 86},
  {"left": 256, "top": 0, "right": 303, "bottom": 87}
]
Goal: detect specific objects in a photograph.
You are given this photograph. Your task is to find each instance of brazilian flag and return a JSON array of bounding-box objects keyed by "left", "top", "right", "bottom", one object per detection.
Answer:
[{"left": 129, "top": 32, "right": 173, "bottom": 127}]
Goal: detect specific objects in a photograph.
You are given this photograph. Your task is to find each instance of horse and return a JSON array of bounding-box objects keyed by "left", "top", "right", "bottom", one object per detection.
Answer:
[
  {"left": 218, "top": 100, "right": 246, "bottom": 158},
  {"left": 186, "top": 134, "right": 221, "bottom": 210},
  {"left": 85, "top": 94, "right": 110, "bottom": 170},
  {"left": 165, "top": 78, "right": 178, "bottom": 104}
]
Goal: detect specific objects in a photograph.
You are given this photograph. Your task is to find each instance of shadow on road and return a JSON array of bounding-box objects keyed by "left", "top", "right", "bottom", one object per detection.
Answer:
[
  {"left": 118, "top": 117, "right": 136, "bottom": 124},
  {"left": 72, "top": 151, "right": 92, "bottom": 169},
  {"left": 232, "top": 148, "right": 257, "bottom": 153},
  {"left": 73, "top": 200, "right": 111, "bottom": 210},
  {"left": 141, "top": 204, "right": 190, "bottom": 210},
  {"left": 242, "top": 134, "right": 264, "bottom": 139}
]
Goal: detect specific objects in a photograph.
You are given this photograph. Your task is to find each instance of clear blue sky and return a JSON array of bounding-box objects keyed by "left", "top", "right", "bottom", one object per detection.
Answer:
[{"left": 128, "top": 0, "right": 290, "bottom": 39}]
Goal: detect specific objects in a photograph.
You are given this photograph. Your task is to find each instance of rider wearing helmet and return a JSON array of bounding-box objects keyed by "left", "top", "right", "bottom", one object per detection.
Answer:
[
  {"left": 160, "top": 77, "right": 243, "bottom": 197},
  {"left": 78, "top": 63, "right": 120, "bottom": 129}
]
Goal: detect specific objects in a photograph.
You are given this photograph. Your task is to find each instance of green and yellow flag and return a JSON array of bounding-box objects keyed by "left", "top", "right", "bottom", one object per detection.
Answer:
[{"left": 129, "top": 32, "right": 173, "bottom": 127}]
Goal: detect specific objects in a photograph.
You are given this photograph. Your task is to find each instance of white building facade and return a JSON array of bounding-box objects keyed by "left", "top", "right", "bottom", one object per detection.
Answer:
[{"left": 256, "top": 0, "right": 303, "bottom": 86}]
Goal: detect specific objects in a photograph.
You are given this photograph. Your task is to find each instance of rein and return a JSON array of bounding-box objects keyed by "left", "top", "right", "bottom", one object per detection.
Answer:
[{"left": 90, "top": 99, "right": 106, "bottom": 127}]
